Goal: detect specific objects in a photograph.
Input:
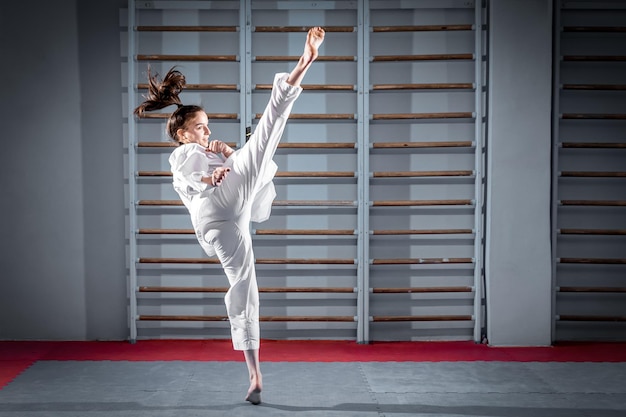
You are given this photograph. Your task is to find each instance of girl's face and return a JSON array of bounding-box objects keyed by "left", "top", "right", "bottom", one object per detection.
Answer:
[{"left": 178, "top": 111, "right": 210, "bottom": 147}]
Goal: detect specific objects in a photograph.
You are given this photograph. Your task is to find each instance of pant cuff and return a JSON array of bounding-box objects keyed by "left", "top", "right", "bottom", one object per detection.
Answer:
[{"left": 232, "top": 340, "right": 260, "bottom": 351}]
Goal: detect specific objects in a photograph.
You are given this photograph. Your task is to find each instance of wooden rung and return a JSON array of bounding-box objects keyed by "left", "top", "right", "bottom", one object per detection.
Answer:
[
  {"left": 277, "top": 142, "right": 355, "bottom": 149},
  {"left": 138, "top": 200, "right": 183, "bottom": 206},
  {"left": 562, "top": 114, "right": 626, "bottom": 120},
  {"left": 137, "top": 142, "right": 177, "bottom": 148},
  {"left": 140, "top": 228, "right": 476, "bottom": 236},
  {"left": 372, "top": 112, "right": 473, "bottom": 120},
  {"left": 560, "top": 229, "right": 626, "bottom": 235},
  {"left": 373, "top": 287, "right": 473, "bottom": 293},
  {"left": 372, "top": 258, "right": 473, "bottom": 265},
  {"left": 373, "top": 25, "right": 473, "bottom": 32},
  {"left": 139, "top": 286, "right": 355, "bottom": 293},
  {"left": 560, "top": 171, "right": 626, "bottom": 177},
  {"left": 559, "top": 258, "right": 626, "bottom": 265},
  {"left": 138, "top": 113, "right": 238, "bottom": 120},
  {"left": 139, "top": 258, "right": 356, "bottom": 265},
  {"left": 262, "top": 316, "right": 355, "bottom": 322},
  {"left": 137, "top": 200, "right": 356, "bottom": 207},
  {"left": 260, "top": 287, "right": 354, "bottom": 293},
  {"left": 563, "top": 26, "right": 626, "bottom": 33},
  {"left": 373, "top": 170, "right": 473, "bottom": 178},
  {"left": 140, "top": 315, "right": 228, "bottom": 321},
  {"left": 139, "top": 315, "right": 356, "bottom": 322},
  {"left": 140, "top": 287, "right": 227, "bottom": 293},
  {"left": 372, "top": 83, "right": 473, "bottom": 90},
  {"left": 372, "top": 229, "right": 473, "bottom": 235},
  {"left": 561, "top": 142, "right": 626, "bottom": 149},
  {"left": 563, "top": 55, "right": 626, "bottom": 61},
  {"left": 372, "top": 54, "right": 473, "bottom": 62},
  {"left": 255, "top": 113, "right": 355, "bottom": 120},
  {"left": 257, "top": 259, "right": 355, "bottom": 265},
  {"left": 137, "top": 26, "right": 238, "bottom": 32},
  {"left": 137, "top": 171, "right": 356, "bottom": 178},
  {"left": 137, "top": 83, "right": 238, "bottom": 91},
  {"left": 272, "top": 200, "right": 356, "bottom": 207},
  {"left": 138, "top": 171, "right": 171, "bottom": 177},
  {"left": 255, "top": 56, "right": 355, "bottom": 62},
  {"left": 372, "top": 315, "right": 472, "bottom": 322},
  {"left": 137, "top": 141, "right": 238, "bottom": 148},
  {"left": 372, "top": 200, "right": 473, "bottom": 207},
  {"left": 560, "top": 200, "right": 626, "bottom": 207},
  {"left": 373, "top": 141, "right": 473, "bottom": 149},
  {"left": 559, "top": 287, "right": 626, "bottom": 293},
  {"left": 558, "top": 315, "right": 626, "bottom": 322},
  {"left": 254, "top": 26, "right": 355, "bottom": 33},
  {"left": 138, "top": 229, "right": 194, "bottom": 234},
  {"left": 136, "top": 54, "right": 238, "bottom": 62},
  {"left": 275, "top": 171, "right": 355, "bottom": 178},
  {"left": 254, "top": 229, "right": 355, "bottom": 235},
  {"left": 562, "top": 84, "right": 626, "bottom": 91},
  {"left": 255, "top": 84, "right": 355, "bottom": 91},
  {"left": 140, "top": 258, "right": 220, "bottom": 264}
]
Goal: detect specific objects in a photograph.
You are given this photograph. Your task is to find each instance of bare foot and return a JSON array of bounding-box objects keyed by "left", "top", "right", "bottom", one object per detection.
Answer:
[
  {"left": 302, "top": 26, "right": 325, "bottom": 65},
  {"left": 245, "top": 385, "right": 262, "bottom": 405},
  {"left": 245, "top": 374, "right": 262, "bottom": 405}
]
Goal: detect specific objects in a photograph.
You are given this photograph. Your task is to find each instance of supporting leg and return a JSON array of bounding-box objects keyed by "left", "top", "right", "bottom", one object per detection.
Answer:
[
  {"left": 206, "top": 220, "right": 260, "bottom": 351},
  {"left": 244, "top": 349, "right": 262, "bottom": 405}
]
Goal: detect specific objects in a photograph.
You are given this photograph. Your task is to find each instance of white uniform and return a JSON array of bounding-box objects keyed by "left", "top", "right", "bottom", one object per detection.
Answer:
[{"left": 169, "top": 73, "right": 302, "bottom": 350}]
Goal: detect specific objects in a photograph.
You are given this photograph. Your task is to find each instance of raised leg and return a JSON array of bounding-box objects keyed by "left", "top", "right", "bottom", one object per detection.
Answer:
[
  {"left": 287, "top": 26, "right": 325, "bottom": 87},
  {"left": 199, "top": 27, "right": 326, "bottom": 224}
]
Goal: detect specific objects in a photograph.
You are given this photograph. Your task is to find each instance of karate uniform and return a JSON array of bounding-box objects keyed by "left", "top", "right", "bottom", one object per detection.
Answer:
[{"left": 169, "top": 73, "right": 302, "bottom": 350}]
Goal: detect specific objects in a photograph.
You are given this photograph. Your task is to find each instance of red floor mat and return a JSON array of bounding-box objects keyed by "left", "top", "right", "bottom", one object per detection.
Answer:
[
  {"left": 1, "top": 340, "right": 625, "bottom": 390},
  {"left": 0, "top": 360, "right": 36, "bottom": 390}
]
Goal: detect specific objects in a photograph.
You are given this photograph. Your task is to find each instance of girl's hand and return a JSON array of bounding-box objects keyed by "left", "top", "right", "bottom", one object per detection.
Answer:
[
  {"left": 211, "top": 167, "right": 230, "bottom": 186},
  {"left": 207, "top": 140, "right": 234, "bottom": 157}
]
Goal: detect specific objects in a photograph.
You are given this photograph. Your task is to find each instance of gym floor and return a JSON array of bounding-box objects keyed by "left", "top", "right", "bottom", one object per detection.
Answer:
[{"left": 1, "top": 340, "right": 625, "bottom": 417}]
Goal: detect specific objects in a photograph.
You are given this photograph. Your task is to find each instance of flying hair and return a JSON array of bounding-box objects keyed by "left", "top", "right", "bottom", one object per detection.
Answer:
[{"left": 133, "top": 66, "right": 186, "bottom": 117}]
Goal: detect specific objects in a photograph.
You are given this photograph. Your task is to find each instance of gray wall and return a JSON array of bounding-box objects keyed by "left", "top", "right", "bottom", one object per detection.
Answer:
[
  {"left": 0, "top": 0, "right": 127, "bottom": 340},
  {"left": 485, "top": 0, "right": 553, "bottom": 346},
  {"left": 0, "top": 0, "right": 556, "bottom": 343}
]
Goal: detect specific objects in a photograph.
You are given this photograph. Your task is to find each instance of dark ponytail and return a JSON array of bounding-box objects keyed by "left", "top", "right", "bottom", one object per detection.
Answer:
[
  {"left": 133, "top": 66, "right": 186, "bottom": 117},
  {"left": 133, "top": 66, "right": 205, "bottom": 143}
]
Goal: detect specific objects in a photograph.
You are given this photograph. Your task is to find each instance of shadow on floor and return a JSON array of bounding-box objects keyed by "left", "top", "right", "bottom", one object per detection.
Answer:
[{"left": 1, "top": 401, "right": 625, "bottom": 417}]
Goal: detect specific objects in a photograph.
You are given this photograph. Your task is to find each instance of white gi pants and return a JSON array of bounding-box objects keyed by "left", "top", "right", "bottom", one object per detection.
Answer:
[{"left": 192, "top": 73, "right": 302, "bottom": 350}]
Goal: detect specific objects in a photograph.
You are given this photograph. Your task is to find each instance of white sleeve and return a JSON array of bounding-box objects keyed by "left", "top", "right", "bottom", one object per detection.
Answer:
[{"left": 170, "top": 146, "right": 212, "bottom": 195}]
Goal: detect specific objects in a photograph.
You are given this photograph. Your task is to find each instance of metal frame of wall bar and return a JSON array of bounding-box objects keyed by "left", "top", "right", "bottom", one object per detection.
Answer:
[
  {"left": 552, "top": 0, "right": 626, "bottom": 341},
  {"left": 127, "top": 0, "right": 138, "bottom": 343},
  {"left": 366, "top": 0, "right": 485, "bottom": 342},
  {"left": 357, "top": 0, "right": 371, "bottom": 344},
  {"left": 250, "top": 0, "right": 361, "bottom": 341},
  {"left": 126, "top": 0, "right": 486, "bottom": 343},
  {"left": 241, "top": 0, "right": 251, "bottom": 148},
  {"left": 127, "top": 0, "right": 246, "bottom": 342},
  {"left": 551, "top": 0, "right": 561, "bottom": 342},
  {"left": 472, "top": 0, "right": 485, "bottom": 343}
]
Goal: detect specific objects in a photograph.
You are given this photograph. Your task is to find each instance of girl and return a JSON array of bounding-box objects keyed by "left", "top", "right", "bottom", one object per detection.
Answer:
[{"left": 134, "top": 27, "right": 325, "bottom": 405}]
